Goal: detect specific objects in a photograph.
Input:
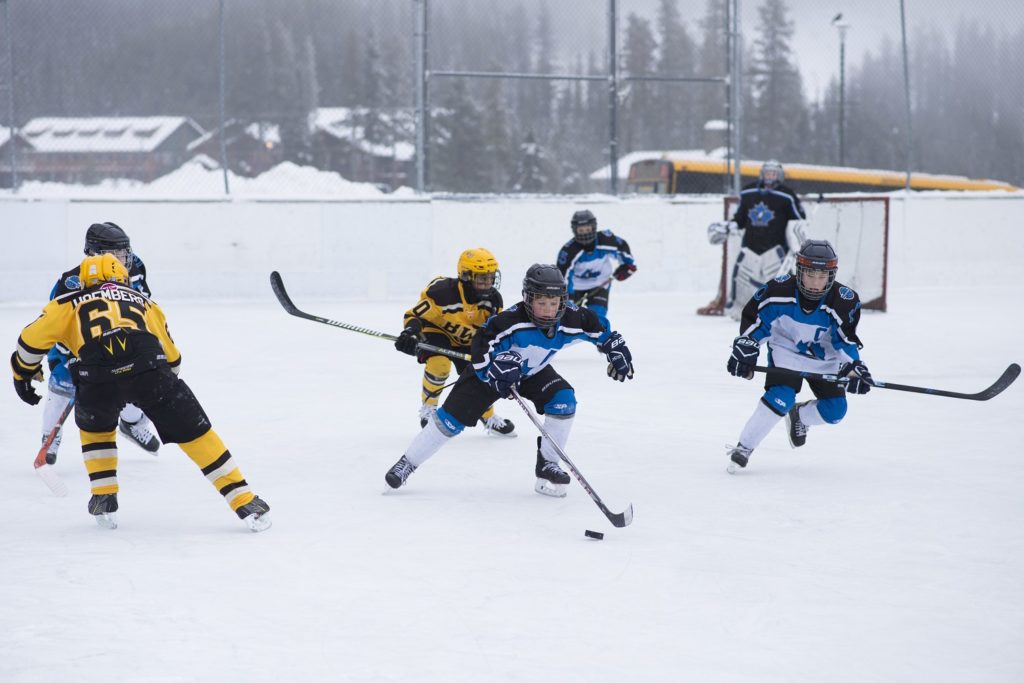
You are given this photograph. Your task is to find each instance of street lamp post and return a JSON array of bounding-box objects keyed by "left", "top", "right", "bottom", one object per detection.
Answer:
[{"left": 832, "top": 14, "right": 850, "bottom": 166}]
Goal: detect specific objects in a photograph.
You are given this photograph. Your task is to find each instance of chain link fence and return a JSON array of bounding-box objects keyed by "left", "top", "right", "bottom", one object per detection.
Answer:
[{"left": 0, "top": 0, "right": 1021, "bottom": 197}]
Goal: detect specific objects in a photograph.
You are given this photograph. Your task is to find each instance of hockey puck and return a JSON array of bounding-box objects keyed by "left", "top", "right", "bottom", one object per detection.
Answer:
[{"left": 584, "top": 530, "right": 604, "bottom": 540}]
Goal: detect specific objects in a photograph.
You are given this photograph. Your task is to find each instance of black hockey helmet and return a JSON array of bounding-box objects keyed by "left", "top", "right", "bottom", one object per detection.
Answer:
[
  {"left": 795, "top": 239, "right": 838, "bottom": 300},
  {"left": 759, "top": 159, "right": 784, "bottom": 188},
  {"left": 84, "top": 222, "right": 133, "bottom": 266},
  {"left": 522, "top": 264, "right": 568, "bottom": 328},
  {"left": 570, "top": 209, "right": 597, "bottom": 246}
]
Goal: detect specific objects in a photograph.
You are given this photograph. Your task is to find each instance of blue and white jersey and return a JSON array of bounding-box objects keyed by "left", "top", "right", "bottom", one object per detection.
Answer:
[
  {"left": 556, "top": 230, "right": 634, "bottom": 294},
  {"left": 471, "top": 301, "right": 610, "bottom": 380},
  {"left": 739, "top": 274, "right": 863, "bottom": 374}
]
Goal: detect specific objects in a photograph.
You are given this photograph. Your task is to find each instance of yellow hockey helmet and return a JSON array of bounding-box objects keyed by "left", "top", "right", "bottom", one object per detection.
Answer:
[
  {"left": 80, "top": 253, "right": 130, "bottom": 288},
  {"left": 457, "top": 248, "right": 501, "bottom": 293}
]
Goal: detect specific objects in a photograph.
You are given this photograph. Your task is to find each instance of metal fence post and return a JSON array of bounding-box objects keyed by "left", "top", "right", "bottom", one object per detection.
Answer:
[
  {"left": 607, "top": 0, "right": 618, "bottom": 195},
  {"left": 219, "top": 0, "right": 229, "bottom": 195},
  {"left": 3, "top": 0, "right": 17, "bottom": 191},
  {"left": 414, "top": 0, "right": 427, "bottom": 193}
]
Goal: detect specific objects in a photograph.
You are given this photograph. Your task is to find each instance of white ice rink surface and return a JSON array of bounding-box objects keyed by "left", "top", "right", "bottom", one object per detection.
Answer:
[{"left": 1, "top": 284, "right": 1022, "bottom": 683}]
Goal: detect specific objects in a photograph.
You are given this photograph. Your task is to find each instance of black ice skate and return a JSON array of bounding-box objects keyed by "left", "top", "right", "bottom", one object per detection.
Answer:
[
  {"left": 483, "top": 414, "right": 517, "bottom": 438},
  {"left": 385, "top": 455, "right": 417, "bottom": 489},
  {"left": 119, "top": 415, "right": 161, "bottom": 453},
  {"left": 535, "top": 437, "right": 570, "bottom": 497},
  {"left": 88, "top": 493, "right": 119, "bottom": 529},
  {"left": 786, "top": 401, "right": 810, "bottom": 448},
  {"left": 235, "top": 495, "right": 272, "bottom": 532},
  {"left": 725, "top": 443, "right": 754, "bottom": 474}
]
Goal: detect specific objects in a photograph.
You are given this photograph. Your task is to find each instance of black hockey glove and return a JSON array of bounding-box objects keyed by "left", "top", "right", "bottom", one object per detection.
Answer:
[
  {"left": 840, "top": 360, "right": 873, "bottom": 395},
  {"left": 613, "top": 263, "right": 637, "bottom": 281},
  {"left": 727, "top": 335, "right": 759, "bottom": 379},
  {"left": 598, "top": 331, "right": 634, "bottom": 381},
  {"left": 394, "top": 322, "right": 422, "bottom": 356},
  {"left": 13, "top": 369, "right": 43, "bottom": 406},
  {"left": 484, "top": 350, "right": 524, "bottom": 398}
]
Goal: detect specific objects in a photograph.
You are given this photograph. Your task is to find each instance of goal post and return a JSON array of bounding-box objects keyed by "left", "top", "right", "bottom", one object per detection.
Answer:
[{"left": 697, "top": 195, "right": 889, "bottom": 315}]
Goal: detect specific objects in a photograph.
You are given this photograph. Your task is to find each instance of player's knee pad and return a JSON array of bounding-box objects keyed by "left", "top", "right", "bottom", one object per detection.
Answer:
[
  {"left": 815, "top": 396, "right": 848, "bottom": 424},
  {"left": 424, "top": 354, "right": 452, "bottom": 378},
  {"left": 761, "top": 384, "right": 797, "bottom": 416},
  {"left": 434, "top": 407, "right": 466, "bottom": 436},
  {"left": 543, "top": 389, "right": 577, "bottom": 417}
]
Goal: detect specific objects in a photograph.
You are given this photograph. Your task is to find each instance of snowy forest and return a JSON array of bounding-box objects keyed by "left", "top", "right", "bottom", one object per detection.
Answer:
[{"left": 3, "top": 0, "right": 1023, "bottom": 192}]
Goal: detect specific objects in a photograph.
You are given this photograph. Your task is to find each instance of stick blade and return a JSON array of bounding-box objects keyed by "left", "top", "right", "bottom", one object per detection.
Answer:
[
  {"left": 269, "top": 271, "right": 300, "bottom": 315},
  {"left": 981, "top": 363, "right": 1021, "bottom": 400},
  {"left": 605, "top": 503, "right": 634, "bottom": 528},
  {"left": 35, "top": 464, "right": 68, "bottom": 497}
]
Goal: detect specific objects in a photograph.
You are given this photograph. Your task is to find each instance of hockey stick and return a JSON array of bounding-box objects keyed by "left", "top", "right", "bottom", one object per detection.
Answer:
[
  {"left": 510, "top": 387, "right": 633, "bottom": 528},
  {"left": 33, "top": 398, "right": 74, "bottom": 497},
  {"left": 752, "top": 363, "right": 1020, "bottom": 401},
  {"left": 269, "top": 271, "right": 472, "bottom": 362}
]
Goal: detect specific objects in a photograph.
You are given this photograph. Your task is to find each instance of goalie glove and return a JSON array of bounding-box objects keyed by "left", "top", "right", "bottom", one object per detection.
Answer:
[{"left": 707, "top": 221, "right": 739, "bottom": 245}]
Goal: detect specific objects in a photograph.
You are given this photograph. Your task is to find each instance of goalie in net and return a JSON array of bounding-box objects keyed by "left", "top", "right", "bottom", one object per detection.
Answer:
[{"left": 700, "top": 160, "right": 808, "bottom": 319}]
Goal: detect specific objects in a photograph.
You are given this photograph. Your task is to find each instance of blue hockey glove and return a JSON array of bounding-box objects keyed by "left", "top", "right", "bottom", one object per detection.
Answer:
[
  {"left": 840, "top": 360, "right": 873, "bottom": 395},
  {"left": 598, "top": 331, "right": 634, "bottom": 381},
  {"left": 613, "top": 263, "right": 637, "bottom": 281},
  {"left": 727, "top": 336, "right": 759, "bottom": 379},
  {"left": 485, "top": 350, "right": 524, "bottom": 398}
]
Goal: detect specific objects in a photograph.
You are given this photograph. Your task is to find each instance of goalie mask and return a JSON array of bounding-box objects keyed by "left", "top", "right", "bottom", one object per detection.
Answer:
[
  {"left": 522, "top": 264, "right": 567, "bottom": 329},
  {"left": 80, "top": 253, "right": 130, "bottom": 289},
  {"left": 795, "top": 239, "right": 838, "bottom": 301},
  {"left": 759, "top": 160, "right": 784, "bottom": 189},
  {"left": 457, "top": 247, "right": 501, "bottom": 295},
  {"left": 84, "top": 221, "right": 133, "bottom": 268},
  {"left": 570, "top": 209, "right": 597, "bottom": 247}
]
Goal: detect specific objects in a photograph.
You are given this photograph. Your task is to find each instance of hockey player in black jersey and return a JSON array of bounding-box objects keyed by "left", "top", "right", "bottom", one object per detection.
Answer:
[
  {"left": 704, "top": 160, "right": 808, "bottom": 319},
  {"left": 393, "top": 248, "right": 515, "bottom": 436},
  {"left": 556, "top": 209, "right": 636, "bottom": 333},
  {"left": 724, "top": 240, "right": 874, "bottom": 472},
  {"left": 386, "top": 264, "right": 634, "bottom": 498},
  {"left": 39, "top": 222, "right": 161, "bottom": 465}
]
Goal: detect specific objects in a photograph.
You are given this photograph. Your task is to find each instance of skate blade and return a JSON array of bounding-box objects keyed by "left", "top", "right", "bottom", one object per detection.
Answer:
[
  {"left": 485, "top": 429, "right": 518, "bottom": 438},
  {"left": 245, "top": 512, "right": 272, "bottom": 532},
  {"left": 94, "top": 512, "right": 118, "bottom": 529},
  {"left": 726, "top": 463, "right": 743, "bottom": 475},
  {"left": 534, "top": 479, "right": 567, "bottom": 498},
  {"left": 35, "top": 464, "right": 69, "bottom": 497}
]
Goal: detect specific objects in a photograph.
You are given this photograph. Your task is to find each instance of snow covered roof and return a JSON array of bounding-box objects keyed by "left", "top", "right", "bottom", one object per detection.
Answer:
[
  {"left": 313, "top": 107, "right": 415, "bottom": 162},
  {"left": 186, "top": 120, "right": 280, "bottom": 152},
  {"left": 20, "top": 116, "right": 204, "bottom": 153}
]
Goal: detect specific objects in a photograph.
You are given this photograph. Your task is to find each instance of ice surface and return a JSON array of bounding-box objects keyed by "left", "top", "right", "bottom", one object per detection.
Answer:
[{"left": 1, "top": 279, "right": 1021, "bottom": 682}]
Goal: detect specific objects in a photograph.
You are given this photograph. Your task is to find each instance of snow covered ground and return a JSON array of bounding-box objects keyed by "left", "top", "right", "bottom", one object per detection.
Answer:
[{"left": 1, "top": 277, "right": 1021, "bottom": 682}]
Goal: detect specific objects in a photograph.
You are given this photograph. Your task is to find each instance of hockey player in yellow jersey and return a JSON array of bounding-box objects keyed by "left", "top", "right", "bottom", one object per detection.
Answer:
[
  {"left": 394, "top": 248, "right": 516, "bottom": 436},
  {"left": 10, "top": 254, "right": 271, "bottom": 531}
]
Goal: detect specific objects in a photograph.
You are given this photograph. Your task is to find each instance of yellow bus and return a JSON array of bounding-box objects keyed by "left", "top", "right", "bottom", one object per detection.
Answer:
[{"left": 624, "top": 156, "right": 1019, "bottom": 194}]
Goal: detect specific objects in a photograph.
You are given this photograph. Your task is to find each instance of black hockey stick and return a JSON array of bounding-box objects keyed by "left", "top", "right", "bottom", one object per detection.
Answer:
[
  {"left": 752, "top": 363, "right": 1020, "bottom": 401},
  {"left": 510, "top": 387, "right": 633, "bottom": 528},
  {"left": 270, "top": 271, "right": 472, "bottom": 362}
]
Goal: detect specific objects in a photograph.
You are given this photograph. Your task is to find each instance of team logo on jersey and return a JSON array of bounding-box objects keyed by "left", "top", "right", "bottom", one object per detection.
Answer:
[
  {"left": 839, "top": 286, "right": 854, "bottom": 300},
  {"left": 100, "top": 282, "right": 119, "bottom": 292},
  {"left": 754, "top": 284, "right": 768, "bottom": 301},
  {"left": 749, "top": 202, "right": 775, "bottom": 227},
  {"left": 65, "top": 275, "right": 81, "bottom": 290},
  {"left": 774, "top": 273, "right": 792, "bottom": 283},
  {"left": 566, "top": 301, "right": 579, "bottom": 311}
]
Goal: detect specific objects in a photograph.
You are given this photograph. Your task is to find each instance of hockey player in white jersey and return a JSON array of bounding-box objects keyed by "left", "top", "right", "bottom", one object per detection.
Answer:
[
  {"left": 705, "top": 160, "right": 808, "bottom": 320},
  {"left": 724, "top": 240, "right": 874, "bottom": 472}
]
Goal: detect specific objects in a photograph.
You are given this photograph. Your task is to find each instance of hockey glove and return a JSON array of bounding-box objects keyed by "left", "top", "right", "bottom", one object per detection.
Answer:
[
  {"left": 613, "top": 263, "right": 637, "bottom": 281},
  {"left": 707, "top": 221, "right": 738, "bottom": 245},
  {"left": 727, "top": 335, "right": 759, "bottom": 379},
  {"left": 840, "top": 360, "right": 873, "bottom": 395},
  {"left": 485, "top": 350, "right": 524, "bottom": 398},
  {"left": 13, "top": 369, "right": 43, "bottom": 406},
  {"left": 394, "top": 322, "right": 422, "bottom": 356},
  {"left": 598, "top": 331, "right": 634, "bottom": 381}
]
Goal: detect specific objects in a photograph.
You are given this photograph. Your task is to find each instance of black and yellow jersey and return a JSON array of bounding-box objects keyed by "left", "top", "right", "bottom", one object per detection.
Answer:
[
  {"left": 403, "top": 277, "right": 503, "bottom": 348},
  {"left": 12, "top": 281, "right": 181, "bottom": 380}
]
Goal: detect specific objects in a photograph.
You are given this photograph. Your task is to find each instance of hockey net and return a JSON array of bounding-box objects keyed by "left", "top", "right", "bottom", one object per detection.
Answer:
[{"left": 697, "top": 195, "right": 890, "bottom": 315}]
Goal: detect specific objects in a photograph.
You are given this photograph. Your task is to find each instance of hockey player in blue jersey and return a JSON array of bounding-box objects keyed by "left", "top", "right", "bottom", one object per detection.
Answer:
[
  {"left": 385, "top": 264, "right": 635, "bottom": 497},
  {"left": 556, "top": 209, "right": 636, "bottom": 333},
  {"left": 38, "top": 222, "right": 161, "bottom": 464},
  {"left": 724, "top": 240, "right": 873, "bottom": 472},
  {"left": 704, "top": 160, "right": 807, "bottom": 320}
]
